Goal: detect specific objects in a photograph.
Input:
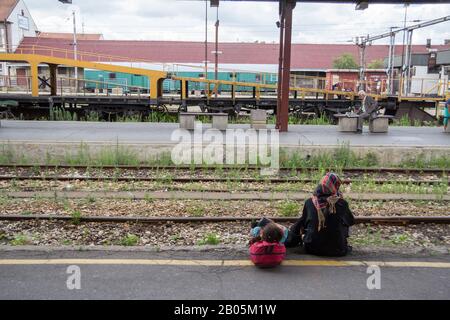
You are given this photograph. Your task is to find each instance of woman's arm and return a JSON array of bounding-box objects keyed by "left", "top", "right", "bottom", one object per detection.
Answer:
[
  {"left": 289, "top": 201, "right": 307, "bottom": 235},
  {"left": 342, "top": 200, "right": 355, "bottom": 226}
]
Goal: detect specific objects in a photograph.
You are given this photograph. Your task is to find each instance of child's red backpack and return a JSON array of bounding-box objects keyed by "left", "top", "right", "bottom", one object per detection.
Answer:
[{"left": 249, "top": 241, "right": 286, "bottom": 268}]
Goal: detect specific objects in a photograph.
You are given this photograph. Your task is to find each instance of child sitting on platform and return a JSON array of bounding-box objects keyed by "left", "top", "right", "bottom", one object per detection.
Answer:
[
  {"left": 249, "top": 218, "right": 288, "bottom": 268},
  {"left": 249, "top": 217, "right": 289, "bottom": 244}
]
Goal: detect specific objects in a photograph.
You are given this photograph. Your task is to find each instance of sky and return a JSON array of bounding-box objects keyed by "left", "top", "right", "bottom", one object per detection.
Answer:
[{"left": 25, "top": 0, "right": 450, "bottom": 45}]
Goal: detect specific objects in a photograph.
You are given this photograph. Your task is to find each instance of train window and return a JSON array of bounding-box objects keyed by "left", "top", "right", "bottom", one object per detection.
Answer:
[
  {"left": 255, "top": 75, "right": 261, "bottom": 82},
  {"left": 109, "top": 73, "right": 116, "bottom": 79},
  {"left": 58, "top": 68, "right": 66, "bottom": 75}
]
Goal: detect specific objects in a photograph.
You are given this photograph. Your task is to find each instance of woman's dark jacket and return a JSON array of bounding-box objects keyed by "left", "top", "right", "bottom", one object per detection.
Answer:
[{"left": 285, "top": 198, "right": 355, "bottom": 256}]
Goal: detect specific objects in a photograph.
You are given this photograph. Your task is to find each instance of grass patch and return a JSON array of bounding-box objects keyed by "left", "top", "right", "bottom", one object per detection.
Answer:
[
  {"left": 389, "top": 233, "right": 413, "bottom": 245},
  {"left": 187, "top": 204, "right": 205, "bottom": 217},
  {"left": 144, "top": 193, "right": 154, "bottom": 203},
  {"left": 120, "top": 234, "right": 140, "bottom": 246},
  {"left": 197, "top": 233, "right": 220, "bottom": 245},
  {"left": 85, "top": 195, "right": 96, "bottom": 204},
  {"left": 10, "top": 234, "right": 31, "bottom": 246},
  {"left": 278, "top": 200, "right": 300, "bottom": 217},
  {"left": 71, "top": 210, "right": 82, "bottom": 225}
]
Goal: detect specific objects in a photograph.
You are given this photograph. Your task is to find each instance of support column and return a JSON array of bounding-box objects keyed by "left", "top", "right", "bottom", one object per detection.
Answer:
[
  {"left": 358, "top": 44, "right": 366, "bottom": 91},
  {"left": 405, "top": 30, "right": 413, "bottom": 95},
  {"left": 278, "top": 0, "right": 295, "bottom": 132},
  {"left": 150, "top": 77, "right": 165, "bottom": 100},
  {"left": 49, "top": 64, "right": 57, "bottom": 96},
  {"left": 403, "top": 30, "right": 412, "bottom": 96},
  {"left": 275, "top": 1, "right": 284, "bottom": 127},
  {"left": 387, "top": 30, "right": 396, "bottom": 95},
  {"left": 30, "top": 61, "right": 39, "bottom": 97}
]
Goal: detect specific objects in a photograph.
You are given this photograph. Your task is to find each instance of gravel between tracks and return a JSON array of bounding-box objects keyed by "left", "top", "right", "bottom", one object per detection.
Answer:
[
  {"left": 0, "top": 198, "right": 449, "bottom": 217},
  {"left": 0, "top": 220, "right": 448, "bottom": 249}
]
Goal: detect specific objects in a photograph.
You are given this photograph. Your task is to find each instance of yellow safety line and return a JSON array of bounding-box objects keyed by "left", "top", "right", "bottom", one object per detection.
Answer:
[{"left": 0, "top": 259, "right": 449, "bottom": 268}]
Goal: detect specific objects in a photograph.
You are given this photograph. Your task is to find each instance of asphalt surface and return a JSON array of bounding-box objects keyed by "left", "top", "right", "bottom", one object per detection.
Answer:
[
  {"left": 0, "top": 249, "right": 449, "bottom": 300},
  {"left": 1, "top": 120, "right": 449, "bottom": 147}
]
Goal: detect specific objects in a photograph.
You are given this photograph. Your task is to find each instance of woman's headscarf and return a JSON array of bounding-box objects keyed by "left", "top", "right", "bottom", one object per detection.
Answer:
[{"left": 311, "top": 172, "right": 343, "bottom": 231}]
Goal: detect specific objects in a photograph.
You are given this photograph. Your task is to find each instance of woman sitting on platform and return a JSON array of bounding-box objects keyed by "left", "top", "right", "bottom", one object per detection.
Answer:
[{"left": 285, "top": 172, "right": 355, "bottom": 256}]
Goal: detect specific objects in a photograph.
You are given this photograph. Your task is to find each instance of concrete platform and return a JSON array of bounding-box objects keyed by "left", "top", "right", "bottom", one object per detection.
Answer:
[
  {"left": 0, "top": 120, "right": 448, "bottom": 165},
  {"left": 0, "top": 248, "right": 449, "bottom": 299}
]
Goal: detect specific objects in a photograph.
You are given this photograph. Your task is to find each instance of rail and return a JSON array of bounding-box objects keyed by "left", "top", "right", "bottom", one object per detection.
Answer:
[{"left": 0, "top": 214, "right": 449, "bottom": 225}]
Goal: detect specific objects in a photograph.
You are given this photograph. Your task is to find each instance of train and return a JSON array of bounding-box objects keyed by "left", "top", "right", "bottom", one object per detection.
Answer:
[{"left": 83, "top": 70, "right": 278, "bottom": 93}]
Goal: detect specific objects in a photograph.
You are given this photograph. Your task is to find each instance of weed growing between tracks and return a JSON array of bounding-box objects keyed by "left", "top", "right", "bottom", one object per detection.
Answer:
[
  {"left": 1, "top": 142, "right": 449, "bottom": 169},
  {"left": 197, "top": 233, "right": 220, "bottom": 245},
  {"left": 120, "top": 234, "right": 140, "bottom": 246},
  {"left": 0, "top": 220, "right": 448, "bottom": 248}
]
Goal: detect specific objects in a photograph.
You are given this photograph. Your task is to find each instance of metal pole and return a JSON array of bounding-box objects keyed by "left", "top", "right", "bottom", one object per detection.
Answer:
[
  {"left": 214, "top": 6, "right": 219, "bottom": 98},
  {"left": 405, "top": 29, "right": 413, "bottom": 95},
  {"left": 276, "top": 1, "right": 285, "bottom": 130},
  {"left": 205, "top": 0, "right": 208, "bottom": 82},
  {"left": 400, "top": 3, "right": 408, "bottom": 81},
  {"left": 279, "top": 0, "right": 295, "bottom": 132},
  {"left": 358, "top": 39, "right": 366, "bottom": 91},
  {"left": 72, "top": 10, "right": 78, "bottom": 90},
  {"left": 387, "top": 28, "right": 396, "bottom": 95}
]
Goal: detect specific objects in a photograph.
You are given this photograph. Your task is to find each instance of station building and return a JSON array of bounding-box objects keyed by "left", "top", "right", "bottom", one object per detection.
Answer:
[{"left": 0, "top": 0, "right": 38, "bottom": 84}]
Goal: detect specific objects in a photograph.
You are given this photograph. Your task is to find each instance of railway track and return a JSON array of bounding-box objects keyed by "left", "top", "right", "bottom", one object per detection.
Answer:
[
  {"left": 0, "top": 164, "right": 447, "bottom": 174},
  {"left": 1, "top": 214, "right": 449, "bottom": 225},
  {"left": 3, "top": 190, "right": 450, "bottom": 201},
  {"left": 0, "top": 175, "right": 448, "bottom": 186}
]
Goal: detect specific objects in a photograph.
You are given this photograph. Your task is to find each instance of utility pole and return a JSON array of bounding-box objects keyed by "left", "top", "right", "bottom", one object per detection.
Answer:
[
  {"left": 205, "top": 0, "right": 208, "bottom": 81},
  {"left": 356, "top": 36, "right": 367, "bottom": 91},
  {"left": 214, "top": 7, "right": 219, "bottom": 82},
  {"left": 387, "top": 27, "right": 398, "bottom": 95},
  {"left": 72, "top": 10, "right": 78, "bottom": 79},
  {"left": 214, "top": 6, "right": 219, "bottom": 97},
  {"left": 400, "top": 3, "right": 409, "bottom": 83}
]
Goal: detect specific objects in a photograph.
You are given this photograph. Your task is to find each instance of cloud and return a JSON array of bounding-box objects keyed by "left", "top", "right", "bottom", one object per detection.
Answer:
[{"left": 26, "top": 0, "right": 450, "bottom": 44}]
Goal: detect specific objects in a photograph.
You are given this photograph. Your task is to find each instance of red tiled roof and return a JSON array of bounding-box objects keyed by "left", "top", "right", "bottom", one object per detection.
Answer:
[
  {"left": 16, "top": 37, "right": 450, "bottom": 70},
  {"left": 0, "top": 0, "right": 18, "bottom": 21},
  {"left": 37, "top": 32, "right": 103, "bottom": 41}
]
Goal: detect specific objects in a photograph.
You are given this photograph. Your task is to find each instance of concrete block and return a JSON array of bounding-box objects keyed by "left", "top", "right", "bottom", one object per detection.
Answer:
[
  {"left": 337, "top": 116, "right": 358, "bottom": 132},
  {"left": 250, "top": 110, "right": 267, "bottom": 129},
  {"left": 212, "top": 114, "right": 228, "bottom": 130},
  {"left": 369, "top": 117, "right": 389, "bottom": 133},
  {"left": 179, "top": 114, "right": 195, "bottom": 130}
]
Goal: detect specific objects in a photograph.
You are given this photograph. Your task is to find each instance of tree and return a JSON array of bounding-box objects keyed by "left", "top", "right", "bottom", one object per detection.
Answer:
[
  {"left": 367, "top": 59, "right": 384, "bottom": 69},
  {"left": 332, "top": 53, "right": 359, "bottom": 69}
]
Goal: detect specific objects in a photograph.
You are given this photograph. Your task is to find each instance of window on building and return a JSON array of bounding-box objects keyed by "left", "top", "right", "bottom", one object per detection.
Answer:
[
  {"left": 109, "top": 73, "right": 116, "bottom": 79},
  {"left": 58, "top": 68, "right": 67, "bottom": 75}
]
